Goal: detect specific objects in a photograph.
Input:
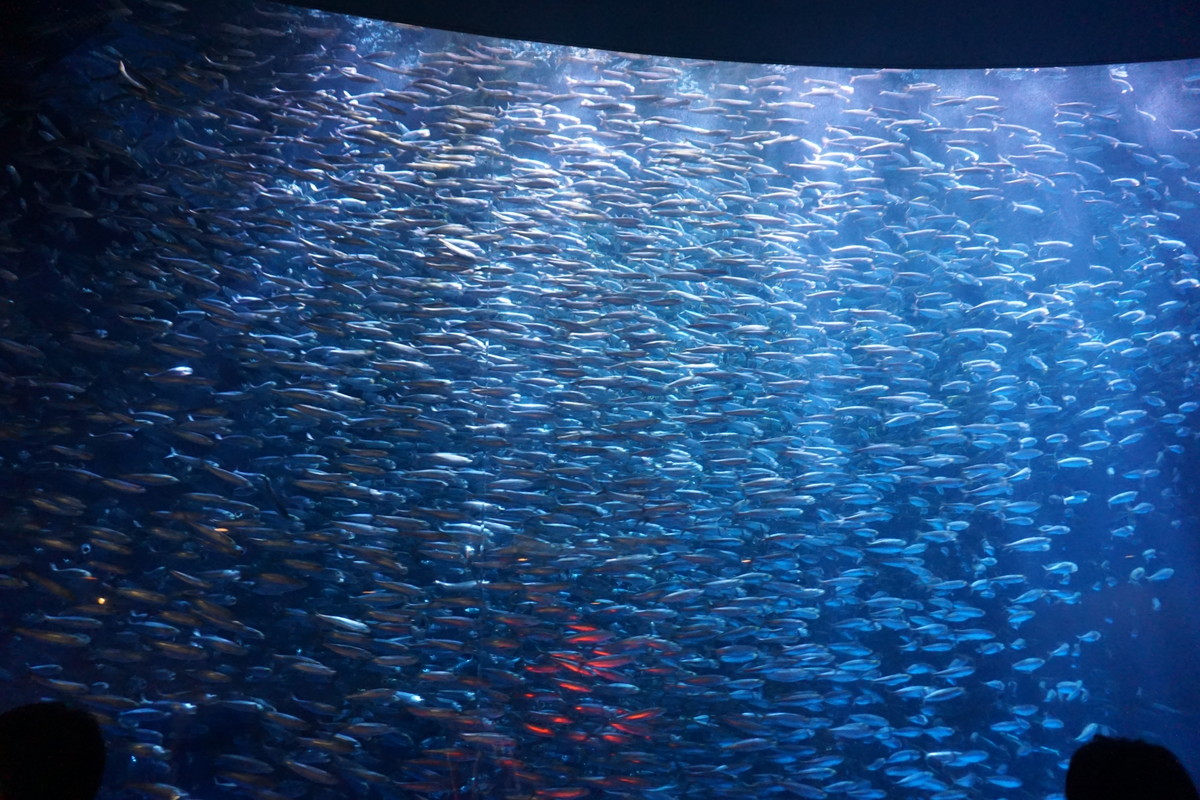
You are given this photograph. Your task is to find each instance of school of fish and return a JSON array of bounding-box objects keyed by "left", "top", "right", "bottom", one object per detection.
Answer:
[{"left": 0, "top": 1, "right": 1198, "bottom": 798}]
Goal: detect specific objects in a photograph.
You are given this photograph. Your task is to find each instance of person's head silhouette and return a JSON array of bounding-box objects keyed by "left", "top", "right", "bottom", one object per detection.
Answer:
[
  {"left": 0, "top": 702, "right": 105, "bottom": 800},
  {"left": 1067, "top": 735, "right": 1199, "bottom": 800}
]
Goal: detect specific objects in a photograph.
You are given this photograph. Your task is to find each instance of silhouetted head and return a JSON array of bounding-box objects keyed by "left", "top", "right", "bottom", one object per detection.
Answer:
[
  {"left": 0, "top": 702, "right": 105, "bottom": 800},
  {"left": 1066, "top": 735, "right": 1199, "bottom": 800}
]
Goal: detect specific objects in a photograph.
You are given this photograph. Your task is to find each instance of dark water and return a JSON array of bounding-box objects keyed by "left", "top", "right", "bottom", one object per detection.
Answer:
[{"left": 1, "top": 2, "right": 1199, "bottom": 799}]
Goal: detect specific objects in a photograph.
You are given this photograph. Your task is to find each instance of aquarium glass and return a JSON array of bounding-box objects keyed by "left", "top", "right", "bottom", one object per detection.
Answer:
[{"left": 2, "top": 2, "right": 1200, "bottom": 799}]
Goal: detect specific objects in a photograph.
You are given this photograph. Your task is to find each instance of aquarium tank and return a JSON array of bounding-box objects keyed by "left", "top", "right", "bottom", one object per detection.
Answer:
[{"left": 1, "top": 1, "right": 1200, "bottom": 799}]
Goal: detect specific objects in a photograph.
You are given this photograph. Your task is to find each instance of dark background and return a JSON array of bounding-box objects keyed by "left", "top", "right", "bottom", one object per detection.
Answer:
[
  {"left": 200, "top": 0, "right": 1200, "bottom": 68},
  {"left": 6, "top": 0, "right": 1200, "bottom": 76}
]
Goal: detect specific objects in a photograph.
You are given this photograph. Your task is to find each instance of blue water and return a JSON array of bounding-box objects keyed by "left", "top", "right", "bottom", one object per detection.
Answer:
[{"left": 0, "top": 2, "right": 1199, "bottom": 799}]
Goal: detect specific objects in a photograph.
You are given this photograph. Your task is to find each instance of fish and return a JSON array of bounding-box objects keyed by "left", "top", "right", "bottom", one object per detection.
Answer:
[{"left": 0, "top": 3, "right": 1197, "bottom": 800}]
